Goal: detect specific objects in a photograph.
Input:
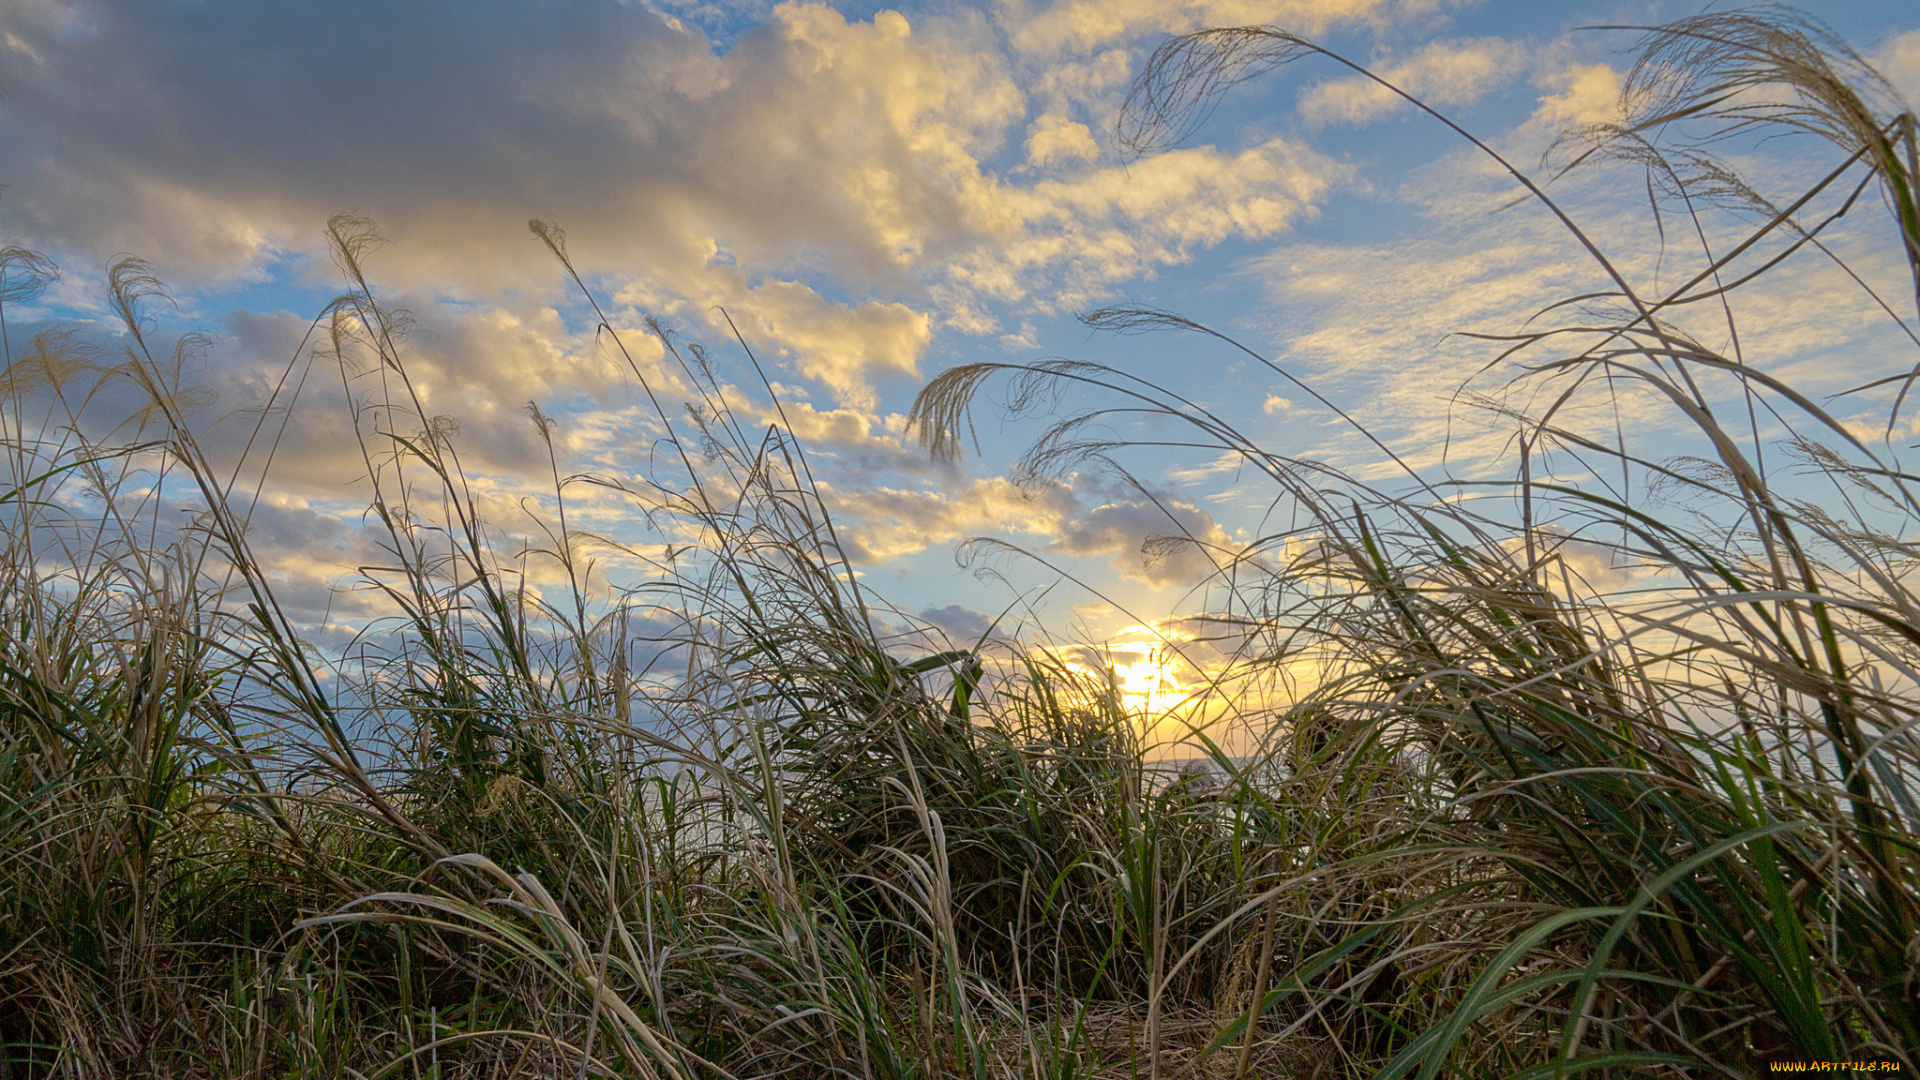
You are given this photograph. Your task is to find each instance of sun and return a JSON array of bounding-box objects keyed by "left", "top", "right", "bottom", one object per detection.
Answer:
[{"left": 1112, "top": 647, "right": 1184, "bottom": 715}]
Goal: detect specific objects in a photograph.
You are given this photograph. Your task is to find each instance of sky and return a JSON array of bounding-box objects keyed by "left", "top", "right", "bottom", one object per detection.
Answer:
[{"left": 4, "top": 0, "right": 1920, "bottom": 721}]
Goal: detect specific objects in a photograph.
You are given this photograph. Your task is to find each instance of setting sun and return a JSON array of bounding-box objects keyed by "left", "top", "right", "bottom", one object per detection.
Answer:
[{"left": 1110, "top": 646, "right": 1185, "bottom": 716}]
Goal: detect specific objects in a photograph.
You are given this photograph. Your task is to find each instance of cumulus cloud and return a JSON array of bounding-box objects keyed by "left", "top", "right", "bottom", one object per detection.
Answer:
[
  {"left": 0, "top": 1, "right": 991, "bottom": 401},
  {"left": 233, "top": 498, "right": 396, "bottom": 614},
  {"left": 0, "top": 0, "right": 1345, "bottom": 411},
  {"left": 713, "top": 277, "right": 928, "bottom": 410},
  {"left": 1530, "top": 62, "right": 1623, "bottom": 127},
  {"left": 1048, "top": 489, "right": 1232, "bottom": 586},
  {"left": 26, "top": 0, "right": 1891, "bottom": 655},
  {"left": 187, "top": 296, "right": 648, "bottom": 501},
  {"left": 1024, "top": 113, "right": 1102, "bottom": 169},
  {"left": 0, "top": 283, "right": 693, "bottom": 531},
  {"left": 737, "top": 398, "right": 953, "bottom": 476}
]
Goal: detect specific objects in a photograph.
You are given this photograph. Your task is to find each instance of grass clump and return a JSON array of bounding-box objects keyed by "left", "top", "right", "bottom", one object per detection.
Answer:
[{"left": 2, "top": 6, "right": 1919, "bottom": 1078}]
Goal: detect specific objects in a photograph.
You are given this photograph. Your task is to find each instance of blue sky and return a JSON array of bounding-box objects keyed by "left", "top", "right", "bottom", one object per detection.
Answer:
[{"left": 4, "top": 0, "right": 1919, "bottom": 714}]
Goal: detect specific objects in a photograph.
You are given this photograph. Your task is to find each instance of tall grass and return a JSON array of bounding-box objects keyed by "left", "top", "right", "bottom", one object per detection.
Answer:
[
  {"left": 920, "top": 8, "right": 1920, "bottom": 1074},
  {"left": 0, "top": 6, "right": 1916, "bottom": 1078}
]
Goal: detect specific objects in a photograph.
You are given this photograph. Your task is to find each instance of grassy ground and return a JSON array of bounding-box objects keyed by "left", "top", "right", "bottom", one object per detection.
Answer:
[{"left": 3, "top": 9, "right": 1919, "bottom": 1078}]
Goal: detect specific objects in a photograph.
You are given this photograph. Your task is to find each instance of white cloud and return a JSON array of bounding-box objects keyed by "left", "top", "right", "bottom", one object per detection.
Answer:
[
  {"left": 32, "top": 0, "right": 1896, "bottom": 635},
  {"left": 192, "top": 297, "right": 648, "bottom": 498},
  {"left": 1298, "top": 37, "right": 1527, "bottom": 126},
  {"left": 996, "top": 0, "right": 1398, "bottom": 58},
  {"left": 702, "top": 274, "right": 929, "bottom": 411},
  {"left": 1025, "top": 113, "right": 1102, "bottom": 169},
  {"left": 0, "top": 1, "right": 999, "bottom": 404},
  {"left": 820, "top": 475, "right": 1077, "bottom": 561},
  {"left": 737, "top": 397, "right": 955, "bottom": 476},
  {"left": 1530, "top": 62, "right": 1623, "bottom": 128},
  {"left": 960, "top": 137, "right": 1344, "bottom": 310},
  {"left": 1877, "top": 27, "right": 1920, "bottom": 108}
]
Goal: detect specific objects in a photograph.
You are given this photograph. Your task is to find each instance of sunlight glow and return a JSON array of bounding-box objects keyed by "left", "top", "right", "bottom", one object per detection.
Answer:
[{"left": 1111, "top": 645, "right": 1185, "bottom": 716}]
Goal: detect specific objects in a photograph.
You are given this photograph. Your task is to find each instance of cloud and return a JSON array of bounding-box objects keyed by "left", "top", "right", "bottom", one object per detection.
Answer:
[
  {"left": 188, "top": 298, "right": 648, "bottom": 500},
  {"left": 1236, "top": 128, "right": 1920, "bottom": 485},
  {"left": 711, "top": 276, "right": 928, "bottom": 410},
  {"left": 918, "top": 603, "right": 995, "bottom": 642},
  {"left": 821, "top": 475, "right": 1078, "bottom": 561},
  {"left": 1025, "top": 113, "right": 1102, "bottom": 169},
  {"left": 0, "top": 0, "right": 1347, "bottom": 410},
  {"left": 1530, "top": 62, "right": 1623, "bottom": 127},
  {"left": 996, "top": 0, "right": 1398, "bottom": 58},
  {"left": 960, "top": 137, "right": 1344, "bottom": 310},
  {"left": 0, "top": 1, "right": 1005, "bottom": 404},
  {"left": 819, "top": 469, "right": 1234, "bottom": 588},
  {"left": 1298, "top": 37, "right": 1528, "bottom": 126},
  {"left": 0, "top": 287, "right": 692, "bottom": 526},
  {"left": 20, "top": 0, "right": 1830, "bottom": 646},
  {"left": 737, "top": 398, "right": 956, "bottom": 477},
  {"left": 1878, "top": 27, "right": 1920, "bottom": 108},
  {"left": 1048, "top": 489, "right": 1232, "bottom": 587}
]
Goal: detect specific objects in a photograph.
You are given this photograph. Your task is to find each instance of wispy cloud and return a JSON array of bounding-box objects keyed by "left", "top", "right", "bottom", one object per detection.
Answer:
[
  {"left": 996, "top": 0, "right": 1407, "bottom": 58},
  {"left": 1298, "top": 37, "right": 1528, "bottom": 126}
]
